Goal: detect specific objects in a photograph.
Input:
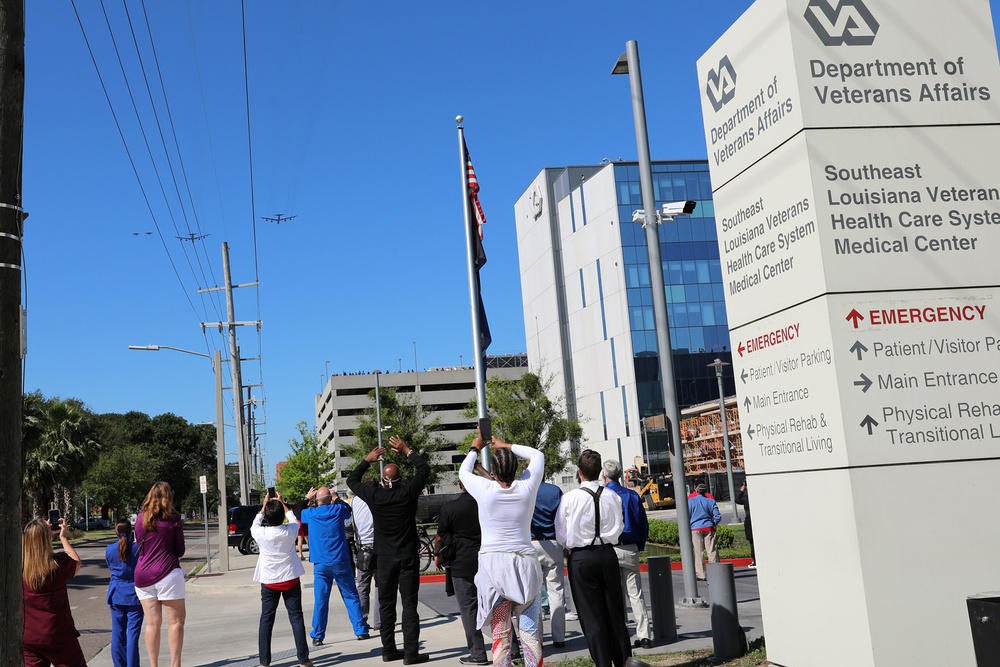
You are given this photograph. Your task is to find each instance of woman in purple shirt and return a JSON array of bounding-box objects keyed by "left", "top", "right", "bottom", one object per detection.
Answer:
[{"left": 134, "top": 482, "right": 186, "bottom": 667}]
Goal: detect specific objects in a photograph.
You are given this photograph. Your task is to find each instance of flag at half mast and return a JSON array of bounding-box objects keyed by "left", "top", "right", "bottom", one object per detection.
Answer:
[{"left": 465, "top": 140, "right": 492, "bottom": 351}]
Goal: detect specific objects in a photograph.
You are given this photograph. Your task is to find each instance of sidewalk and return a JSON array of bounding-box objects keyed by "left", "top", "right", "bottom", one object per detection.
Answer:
[{"left": 86, "top": 551, "right": 763, "bottom": 667}]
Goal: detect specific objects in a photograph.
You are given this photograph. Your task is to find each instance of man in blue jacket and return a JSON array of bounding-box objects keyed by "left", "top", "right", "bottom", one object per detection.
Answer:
[
  {"left": 302, "top": 485, "right": 369, "bottom": 645},
  {"left": 688, "top": 483, "right": 722, "bottom": 580},
  {"left": 602, "top": 460, "right": 651, "bottom": 649}
]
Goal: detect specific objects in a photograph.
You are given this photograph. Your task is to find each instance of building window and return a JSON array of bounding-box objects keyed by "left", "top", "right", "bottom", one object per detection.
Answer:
[
  {"left": 569, "top": 191, "right": 577, "bottom": 232},
  {"left": 622, "top": 386, "right": 630, "bottom": 437},
  {"left": 611, "top": 337, "right": 619, "bottom": 388},
  {"left": 600, "top": 392, "right": 608, "bottom": 441},
  {"left": 596, "top": 259, "right": 607, "bottom": 340},
  {"left": 579, "top": 269, "right": 586, "bottom": 308},
  {"left": 580, "top": 180, "right": 588, "bottom": 226}
]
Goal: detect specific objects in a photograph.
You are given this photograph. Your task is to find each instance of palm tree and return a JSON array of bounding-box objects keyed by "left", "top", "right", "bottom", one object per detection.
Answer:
[{"left": 23, "top": 394, "right": 100, "bottom": 519}]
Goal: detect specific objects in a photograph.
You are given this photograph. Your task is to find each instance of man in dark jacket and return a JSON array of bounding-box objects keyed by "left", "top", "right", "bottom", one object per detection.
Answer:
[
  {"left": 347, "top": 436, "right": 430, "bottom": 665},
  {"left": 435, "top": 482, "right": 487, "bottom": 665}
]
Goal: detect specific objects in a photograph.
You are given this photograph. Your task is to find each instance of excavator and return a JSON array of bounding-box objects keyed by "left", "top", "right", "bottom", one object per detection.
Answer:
[{"left": 625, "top": 459, "right": 676, "bottom": 510}]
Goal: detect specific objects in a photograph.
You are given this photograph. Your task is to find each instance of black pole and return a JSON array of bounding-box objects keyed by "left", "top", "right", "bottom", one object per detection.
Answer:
[{"left": 0, "top": 1, "right": 25, "bottom": 662}]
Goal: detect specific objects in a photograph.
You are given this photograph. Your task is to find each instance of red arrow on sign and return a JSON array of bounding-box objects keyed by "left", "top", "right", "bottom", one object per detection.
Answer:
[
  {"left": 738, "top": 341, "right": 746, "bottom": 357},
  {"left": 846, "top": 309, "right": 865, "bottom": 329}
]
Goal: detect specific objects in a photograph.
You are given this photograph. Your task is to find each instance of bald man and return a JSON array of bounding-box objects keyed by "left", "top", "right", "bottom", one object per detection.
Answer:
[
  {"left": 302, "top": 485, "right": 369, "bottom": 645},
  {"left": 347, "top": 436, "right": 430, "bottom": 664}
]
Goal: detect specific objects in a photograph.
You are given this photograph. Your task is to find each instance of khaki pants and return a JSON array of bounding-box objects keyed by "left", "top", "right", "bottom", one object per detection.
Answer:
[
  {"left": 613, "top": 543, "right": 650, "bottom": 641},
  {"left": 691, "top": 530, "right": 718, "bottom": 579}
]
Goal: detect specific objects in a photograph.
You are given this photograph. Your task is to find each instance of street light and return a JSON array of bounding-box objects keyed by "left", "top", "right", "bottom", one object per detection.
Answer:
[
  {"left": 613, "top": 40, "right": 704, "bottom": 607},
  {"left": 128, "top": 344, "right": 229, "bottom": 572},
  {"left": 708, "top": 358, "right": 740, "bottom": 523}
]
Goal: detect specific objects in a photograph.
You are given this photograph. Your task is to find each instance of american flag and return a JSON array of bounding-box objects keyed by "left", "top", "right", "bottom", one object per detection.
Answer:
[
  {"left": 463, "top": 139, "right": 491, "bottom": 351},
  {"left": 466, "top": 147, "right": 486, "bottom": 240}
]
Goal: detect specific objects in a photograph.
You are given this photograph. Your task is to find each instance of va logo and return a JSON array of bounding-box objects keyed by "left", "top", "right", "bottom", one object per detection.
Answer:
[
  {"left": 804, "top": 0, "right": 879, "bottom": 46},
  {"left": 706, "top": 56, "right": 737, "bottom": 112}
]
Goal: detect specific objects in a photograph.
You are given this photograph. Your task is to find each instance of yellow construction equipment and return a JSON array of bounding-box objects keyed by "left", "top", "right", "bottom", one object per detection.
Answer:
[{"left": 625, "top": 465, "right": 675, "bottom": 510}]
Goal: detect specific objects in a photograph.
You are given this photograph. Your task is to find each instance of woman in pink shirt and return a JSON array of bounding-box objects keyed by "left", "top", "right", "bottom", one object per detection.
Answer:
[{"left": 134, "top": 482, "right": 186, "bottom": 667}]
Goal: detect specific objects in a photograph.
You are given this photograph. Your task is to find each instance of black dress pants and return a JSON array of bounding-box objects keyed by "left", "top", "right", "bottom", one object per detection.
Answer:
[
  {"left": 376, "top": 553, "right": 421, "bottom": 658},
  {"left": 567, "top": 544, "right": 632, "bottom": 667}
]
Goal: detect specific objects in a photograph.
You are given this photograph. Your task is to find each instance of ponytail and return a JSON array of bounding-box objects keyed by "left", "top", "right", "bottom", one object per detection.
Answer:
[{"left": 116, "top": 519, "right": 133, "bottom": 562}]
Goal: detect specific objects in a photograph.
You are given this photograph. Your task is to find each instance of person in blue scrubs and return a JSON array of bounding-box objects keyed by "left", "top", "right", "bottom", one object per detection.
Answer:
[
  {"left": 105, "top": 518, "right": 144, "bottom": 667},
  {"left": 301, "top": 486, "right": 368, "bottom": 644}
]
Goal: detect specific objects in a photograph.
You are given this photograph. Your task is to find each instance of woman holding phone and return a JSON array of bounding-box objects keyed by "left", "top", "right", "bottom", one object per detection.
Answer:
[
  {"left": 252, "top": 488, "right": 311, "bottom": 667},
  {"left": 135, "top": 481, "right": 186, "bottom": 667},
  {"left": 22, "top": 516, "right": 86, "bottom": 667}
]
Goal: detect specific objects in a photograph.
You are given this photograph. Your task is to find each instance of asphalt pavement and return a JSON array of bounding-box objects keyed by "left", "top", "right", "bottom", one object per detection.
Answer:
[{"left": 80, "top": 539, "right": 763, "bottom": 667}]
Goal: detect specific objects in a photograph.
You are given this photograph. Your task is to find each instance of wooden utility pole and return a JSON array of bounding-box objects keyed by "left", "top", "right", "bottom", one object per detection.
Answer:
[{"left": 0, "top": 1, "right": 25, "bottom": 664}]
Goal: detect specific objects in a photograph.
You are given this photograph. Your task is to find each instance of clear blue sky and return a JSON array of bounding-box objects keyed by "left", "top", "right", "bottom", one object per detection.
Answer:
[{"left": 22, "top": 1, "right": 1000, "bottom": 477}]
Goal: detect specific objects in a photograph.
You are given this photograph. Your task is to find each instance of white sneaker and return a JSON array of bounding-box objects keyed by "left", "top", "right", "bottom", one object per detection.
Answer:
[
  {"left": 565, "top": 611, "right": 579, "bottom": 621},
  {"left": 747, "top": 562, "right": 757, "bottom": 569}
]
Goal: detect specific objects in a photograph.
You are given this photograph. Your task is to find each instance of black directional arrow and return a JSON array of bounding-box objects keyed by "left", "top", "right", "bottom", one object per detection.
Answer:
[
  {"left": 850, "top": 340, "right": 868, "bottom": 361},
  {"left": 743, "top": 396, "right": 751, "bottom": 412},
  {"left": 860, "top": 415, "right": 879, "bottom": 435},
  {"left": 854, "top": 373, "right": 873, "bottom": 393},
  {"left": 746, "top": 424, "right": 755, "bottom": 440},
  {"left": 740, "top": 368, "right": 748, "bottom": 384}
]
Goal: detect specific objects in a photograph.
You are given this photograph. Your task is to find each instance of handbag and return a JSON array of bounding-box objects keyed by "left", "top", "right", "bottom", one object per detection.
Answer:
[{"left": 357, "top": 544, "right": 375, "bottom": 572}]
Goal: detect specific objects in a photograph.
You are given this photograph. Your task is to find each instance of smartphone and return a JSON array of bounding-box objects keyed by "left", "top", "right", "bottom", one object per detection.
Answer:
[
  {"left": 47, "top": 509, "right": 61, "bottom": 531},
  {"left": 267, "top": 486, "right": 276, "bottom": 497}
]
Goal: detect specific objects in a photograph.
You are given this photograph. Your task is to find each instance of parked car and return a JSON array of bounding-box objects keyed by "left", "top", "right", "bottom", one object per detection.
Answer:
[
  {"left": 227, "top": 505, "right": 262, "bottom": 555},
  {"left": 73, "top": 517, "right": 110, "bottom": 531}
]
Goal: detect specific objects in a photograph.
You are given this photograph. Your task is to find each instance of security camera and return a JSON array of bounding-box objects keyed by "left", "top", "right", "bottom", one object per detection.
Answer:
[{"left": 661, "top": 200, "right": 696, "bottom": 218}]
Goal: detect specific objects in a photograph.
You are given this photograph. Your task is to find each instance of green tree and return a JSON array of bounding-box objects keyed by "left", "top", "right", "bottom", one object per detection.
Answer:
[
  {"left": 85, "top": 411, "right": 218, "bottom": 515},
  {"left": 80, "top": 444, "right": 153, "bottom": 516},
  {"left": 342, "top": 388, "right": 449, "bottom": 485},
  {"left": 463, "top": 372, "right": 583, "bottom": 480},
  {"left": 275, "top": 422, "right": 337, "bottom": 502},
  {"left": 23, "top": 393, "right": 101, "bottom": 518}
]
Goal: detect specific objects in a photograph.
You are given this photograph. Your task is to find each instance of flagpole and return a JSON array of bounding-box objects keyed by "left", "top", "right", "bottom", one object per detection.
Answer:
[{"left": 457, "top": 115, "right": 491, "bottom": 470}]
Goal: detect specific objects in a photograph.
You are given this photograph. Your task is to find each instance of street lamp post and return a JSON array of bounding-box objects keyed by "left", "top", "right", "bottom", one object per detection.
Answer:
[
  {"left": 128, "top": 344, "right": 229, "bottom": 572},
  {"left": 374, "top": 370, "right": 385, "bottom": 477},
  {"left": 613, "top": 40, "right": 704, "bottom": 606},
  {"left": 709, "top": 358, "right": 740, "bottom": 523}
]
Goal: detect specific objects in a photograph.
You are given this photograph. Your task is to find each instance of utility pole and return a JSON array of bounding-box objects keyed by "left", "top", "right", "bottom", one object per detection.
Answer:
[
  {"left": 199, "top": 242, "right": 259, "bottom": 504},
  {"left": 0, "top": 2, "right": 25, "bottom": 660}
]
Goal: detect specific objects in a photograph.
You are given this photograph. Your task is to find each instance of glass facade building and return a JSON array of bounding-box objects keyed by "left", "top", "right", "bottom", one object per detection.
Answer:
[{"left": 614, "top": 161, "right": 735, "bottom": 421}]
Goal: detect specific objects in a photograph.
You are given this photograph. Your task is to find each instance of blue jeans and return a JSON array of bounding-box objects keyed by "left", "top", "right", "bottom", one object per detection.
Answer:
[
  {"left": 312, "top": 560, "right": 367, "bottom": 639},
  {"left": 109, "top": 603, "right": 143, "bottom": 667},
  {"left": 259, "top": 582, "right": 310, "bottom": 666}
]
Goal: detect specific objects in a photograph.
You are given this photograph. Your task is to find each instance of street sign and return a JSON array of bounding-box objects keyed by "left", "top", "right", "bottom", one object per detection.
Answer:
[{"left": 199, "top": 475, "right": 207, "bottom": 494}]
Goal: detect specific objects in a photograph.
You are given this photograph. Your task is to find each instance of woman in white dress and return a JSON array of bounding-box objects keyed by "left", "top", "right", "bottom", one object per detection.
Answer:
[{"left": 459, "top": 432, "right": 545, "bottom": 667}]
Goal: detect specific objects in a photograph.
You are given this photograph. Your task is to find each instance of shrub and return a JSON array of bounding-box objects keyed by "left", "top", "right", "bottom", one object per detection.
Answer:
[
  {"left": 647, "top": 519, "right": 679, "bottom": 546},
  {"left": 716, "top": 524, "right": 735, "bottom": 549}
]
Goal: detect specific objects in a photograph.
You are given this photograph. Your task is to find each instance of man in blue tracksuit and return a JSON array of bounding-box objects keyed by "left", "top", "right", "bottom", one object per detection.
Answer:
[{"left": 302, "top": 486, "right": 369, "bottom": 645}]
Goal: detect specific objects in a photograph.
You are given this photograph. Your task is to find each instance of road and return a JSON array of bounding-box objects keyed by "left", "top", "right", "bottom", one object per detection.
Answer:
[{"left": 67, "top": 522, "right": 219, "bottom": 660}]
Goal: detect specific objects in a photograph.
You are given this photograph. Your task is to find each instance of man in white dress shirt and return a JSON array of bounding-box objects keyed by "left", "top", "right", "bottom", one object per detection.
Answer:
[
  {"left": 555, "top": 450, "right": 632, "bottom": 667},
  {"left": 351, "top": 485, "right": 380, "bottom": 632}
]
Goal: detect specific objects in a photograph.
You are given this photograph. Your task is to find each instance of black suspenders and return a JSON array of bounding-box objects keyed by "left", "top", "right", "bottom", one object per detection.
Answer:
[{"left": 581, "top": 486, "right": 605, "bottom": 546}]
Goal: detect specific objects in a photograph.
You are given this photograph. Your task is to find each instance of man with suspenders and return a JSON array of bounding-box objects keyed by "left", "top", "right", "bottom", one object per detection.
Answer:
[{"left": 554, "top": 450, "right": 632, "bottom": 667}]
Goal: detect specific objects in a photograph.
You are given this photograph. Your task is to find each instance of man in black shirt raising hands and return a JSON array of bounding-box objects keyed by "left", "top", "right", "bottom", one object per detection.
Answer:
[{"left": 347, "top": 436, "right": 430, "bottom": 665}]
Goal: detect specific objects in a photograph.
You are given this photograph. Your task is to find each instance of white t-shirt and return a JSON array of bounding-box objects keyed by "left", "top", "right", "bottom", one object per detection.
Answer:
[
  {"left": 459, "top": 444, "right": 544, "bottom": 552},
  {"left": 352, "top": 495, "right": 374, "bottom": 546}
]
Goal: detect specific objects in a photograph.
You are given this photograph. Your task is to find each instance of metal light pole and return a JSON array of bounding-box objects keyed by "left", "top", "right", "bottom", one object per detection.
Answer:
[
  {"left": 374, "top": 370, "right": 385, "bottom": 477},
  {"left": 613, "top": 40, "right": 703, "bottom": 606},
  {"left": 709, "top": 358, "right": 740, "bottom": 523},
  {"left": 128, "top": 344, "right": 229, "bottom": 572}
]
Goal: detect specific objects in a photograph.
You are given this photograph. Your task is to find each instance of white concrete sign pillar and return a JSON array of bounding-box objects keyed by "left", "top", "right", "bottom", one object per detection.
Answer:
[{"left": 698, "top": 1, "right": 1000, "bottom": 665}]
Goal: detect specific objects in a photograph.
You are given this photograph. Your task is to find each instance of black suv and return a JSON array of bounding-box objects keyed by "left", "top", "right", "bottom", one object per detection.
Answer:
[{"left": 227, "top": 505, "right": 262, "bottom": 555}]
